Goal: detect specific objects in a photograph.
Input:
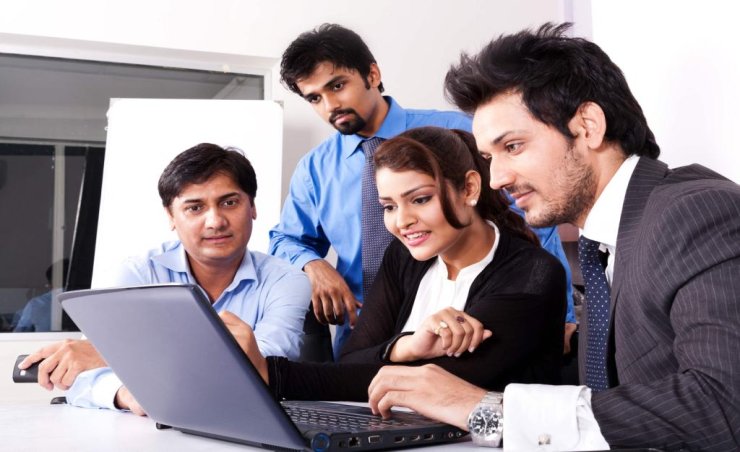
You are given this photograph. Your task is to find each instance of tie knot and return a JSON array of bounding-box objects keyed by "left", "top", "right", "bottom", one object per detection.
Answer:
[
  {"left": 361, "top": 137, "right": 384, "bottom": 160},
  {"left": 578, "top": 235, "right": 602, "bottom": 260}
]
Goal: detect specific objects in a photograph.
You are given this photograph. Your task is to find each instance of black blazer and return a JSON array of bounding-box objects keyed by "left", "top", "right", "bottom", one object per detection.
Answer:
[{"left": 583, "top": 157, "right": 740, "bottom": 450}]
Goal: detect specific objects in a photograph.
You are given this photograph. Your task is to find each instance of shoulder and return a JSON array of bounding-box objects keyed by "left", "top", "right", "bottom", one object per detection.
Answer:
[
  {"left": 403, "top": 107, "right": 472, "bottom": 129},
  {"left": 249, "top": 251, "right": 310, "bottom": 286},
  {"left": 490, "top": 232, "right": 565, "bottom": 284}
]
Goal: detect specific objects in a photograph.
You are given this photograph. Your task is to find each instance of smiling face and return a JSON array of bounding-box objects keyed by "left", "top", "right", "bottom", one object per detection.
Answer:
[
  {"left": 376, "top": 168, "right": 475, "bottom": 263},
  {"left": 167, "top": 172, "right": 256, "bottom": 273},
  {"left": 472, "top": 91, "right": 597, "bottom": 227},
  {"left": 296, "top": 61, "right": 387, "bottom": 137}
]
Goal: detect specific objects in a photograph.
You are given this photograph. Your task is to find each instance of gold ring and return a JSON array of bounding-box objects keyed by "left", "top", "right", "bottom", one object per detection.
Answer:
[{"left": 439, "top": 320, "right": 449, "bottom": 329}]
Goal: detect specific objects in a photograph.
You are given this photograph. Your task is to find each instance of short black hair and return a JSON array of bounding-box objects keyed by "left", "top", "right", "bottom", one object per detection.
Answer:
[
  {"left": 157, "top": 143, "right": 257, "bottom": 208},
  {"left": 445, "top": 23, "right": 660, "bottom": 158},
  {"left": 280, "top": 23, "right": 384, "bottom": 95}
]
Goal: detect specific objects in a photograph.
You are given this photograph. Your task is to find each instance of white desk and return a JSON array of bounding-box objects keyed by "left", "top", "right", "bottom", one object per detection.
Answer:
[{"left": 1, "top": 400, "right": 485, "bottom": 451}]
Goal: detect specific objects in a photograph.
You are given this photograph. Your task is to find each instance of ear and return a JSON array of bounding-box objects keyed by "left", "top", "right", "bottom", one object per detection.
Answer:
[
  {"left": 250, "top": 200, "right": 258, "bottom": 220},
  {"left": 463, "top": 170, "right": 482, "bottom": 206},
  {"left": 165, "top": 206, "right": 176, "bottom": 231},
  {"left": 367, "top": 63, "right": 382, "bottom": 89},
  {"left": 568, "top": 101, "right": 607, "bottom": 149}
]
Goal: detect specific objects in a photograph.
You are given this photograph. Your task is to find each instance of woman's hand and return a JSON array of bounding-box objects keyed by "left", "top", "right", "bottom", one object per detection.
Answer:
[
  {"left": 219, "top": 311, "right": 268, "bottom": 383},
  {"left": 390, "top": 307, "right": 492, "bottom": 362}
]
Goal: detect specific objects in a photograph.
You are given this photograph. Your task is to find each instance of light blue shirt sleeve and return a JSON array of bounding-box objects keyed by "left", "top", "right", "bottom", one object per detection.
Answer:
[
  {"left": 66, "top": 368, "right": 123, "bottom": 410},
  {"left": 268, "top": 157, "right": 331, "bottom": 272}
]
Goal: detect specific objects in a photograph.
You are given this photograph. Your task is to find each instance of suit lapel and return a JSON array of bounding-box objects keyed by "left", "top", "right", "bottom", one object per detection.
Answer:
[{"left": 610, "top": 158, "right": 669, "bottom": 315}]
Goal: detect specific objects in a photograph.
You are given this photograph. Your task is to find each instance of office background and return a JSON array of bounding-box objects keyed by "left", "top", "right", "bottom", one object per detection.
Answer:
[{"left": 1, "top": 0, "right": 738, "bottom": 401}]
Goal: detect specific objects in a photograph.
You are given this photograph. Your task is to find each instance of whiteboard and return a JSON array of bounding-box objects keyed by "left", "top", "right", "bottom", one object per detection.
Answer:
[{"left": 92, "top": 99, "right": 283, "bottom": 288}]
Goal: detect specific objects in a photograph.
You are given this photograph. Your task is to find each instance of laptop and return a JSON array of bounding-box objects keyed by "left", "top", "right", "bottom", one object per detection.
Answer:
[{"left": 59, "top": 284, "right": 466, "bottom": 451}]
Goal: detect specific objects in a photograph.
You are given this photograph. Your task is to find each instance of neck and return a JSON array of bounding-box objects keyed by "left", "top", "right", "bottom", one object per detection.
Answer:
[
  {"left": 573, "top": 146, "right": 628, "bottom": 228},
  {"left": 357, "top": 94, "right": 389, "bottom": 138},
  {"left": 187, "top": 252, "right": 244, "bottom": 303},
  {"left": 441, "top": 217, "right": 495, "bottom": 281}
]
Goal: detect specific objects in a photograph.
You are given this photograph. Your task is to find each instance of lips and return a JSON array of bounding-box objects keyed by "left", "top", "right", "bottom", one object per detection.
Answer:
[
  {"left": 509, "top": 190, "right": 534, "bottom": 208},
  {"left": 203, "top": 234, "right": 233, "bottom": 244},
  {"left": 329, "top": 109, "right": 356, "bottom": 125},
  {"left": 403, "top": 231, "right": 429, "bottom": 246}
]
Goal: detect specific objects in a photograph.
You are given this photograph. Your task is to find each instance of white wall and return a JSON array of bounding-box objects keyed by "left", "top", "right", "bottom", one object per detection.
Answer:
[
  {"left": 0, "top": 0, "right": 566, "bottom": 401},
  {"left": 589, "top": 0, "right": 740, "bottom": 182}
]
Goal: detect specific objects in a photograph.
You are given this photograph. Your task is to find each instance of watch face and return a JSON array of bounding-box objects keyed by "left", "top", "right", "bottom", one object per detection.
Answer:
[{"left": 469, "top": 406, "right": 503, "bottom": 437}]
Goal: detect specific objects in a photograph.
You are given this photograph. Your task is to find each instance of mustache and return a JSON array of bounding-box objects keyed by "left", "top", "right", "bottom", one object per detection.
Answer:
[
  {"left": 505, "top": 184, "right": 535, "bottom": 197},
  {"left": 329, "top": 108, "right": 358, "bottom": 124}
]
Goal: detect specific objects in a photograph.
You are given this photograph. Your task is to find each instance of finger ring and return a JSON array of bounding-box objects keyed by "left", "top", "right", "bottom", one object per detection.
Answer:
[
  {"left": 433, "top": 326, "right": 441, "bottom": 335},
  {"left": 456, "top": 315, "right": 465, "bottom": 324},
  {"left": 439, "top": 320, "right": 449, "bottom": 329}
]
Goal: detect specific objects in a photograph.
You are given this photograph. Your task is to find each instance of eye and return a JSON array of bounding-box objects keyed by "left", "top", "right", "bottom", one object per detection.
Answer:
[
  {"left": 505, "top": 142, "right": 523, "bottom": 154},
  {"left": 382, "top": 204, "right": 396, "bottom": 213},
  {"left": 479, "top": 152, "right": 492, "bottom": 161},
  {"left": 222, "top": 198, "right": 239, "bottom": 207},
  {"left": 185, "top": 205, "right": 203, "bottom": 213},
  {"left": 331, "top": 81, "right": 345, "bottom": 92},
  {"left": 412, "top": 195, "right": 432, "bottom": 205},
  {"left": 306, "top": 94, "right": 320, "bottom": 104}
]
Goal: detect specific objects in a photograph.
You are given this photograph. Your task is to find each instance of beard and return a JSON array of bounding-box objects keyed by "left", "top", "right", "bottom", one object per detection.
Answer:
[
  {"left": 329, "top": 108, "right": 367, "bottom": 135},
  {"left": 511, "top": 144, "right": 597, "bottom": 228}
]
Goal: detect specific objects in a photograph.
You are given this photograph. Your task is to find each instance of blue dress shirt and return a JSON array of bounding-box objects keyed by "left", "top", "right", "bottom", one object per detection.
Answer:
[
  {"left": 269, "top": 97, "right": 574, "bottom": 357},
  {"left": 66, "top": 240, "right": 311, "bottom": 410}
]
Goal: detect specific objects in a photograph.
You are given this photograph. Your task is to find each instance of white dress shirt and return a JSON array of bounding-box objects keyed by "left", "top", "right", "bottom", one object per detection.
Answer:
[
  {"left": 501, "top": 155, "right": 640, "bottom": 450},
  {"left": 402, "top": 222, "right": 499, "bottom": 332}
]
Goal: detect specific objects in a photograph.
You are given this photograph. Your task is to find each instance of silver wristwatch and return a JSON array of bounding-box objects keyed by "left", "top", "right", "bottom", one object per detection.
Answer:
[{"left": 467, "top": 391, "right": 503, "bottom": 447}]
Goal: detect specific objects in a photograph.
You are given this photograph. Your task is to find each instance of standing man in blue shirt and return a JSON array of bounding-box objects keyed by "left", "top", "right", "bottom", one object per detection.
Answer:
[
  {"left": 270, "top": 24, "right": 575, "bottom": 359},
  {"left": 19, "top": 143, "right": 311, "bottom": 414}
]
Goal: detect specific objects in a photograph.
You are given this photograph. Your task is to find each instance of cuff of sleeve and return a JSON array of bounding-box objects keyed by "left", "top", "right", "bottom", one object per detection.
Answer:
[
  {"left": 380, "top": 332, "right": 414, "bottom": 363},
  {"left": 294, "top": 254, "right": 322, "bottom": 272},
  {"left": 266, "top": 356, "right": 287, "bottom": 400},
  {"left": 503, "top": 384, "right": 609, "bottom": 450},
  {"left": 90, "top": 371, "right": 124, "bottom": 410}
]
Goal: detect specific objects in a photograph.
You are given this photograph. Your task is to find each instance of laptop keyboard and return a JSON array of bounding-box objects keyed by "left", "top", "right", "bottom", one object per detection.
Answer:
[{"left": 283, "top": 403, "right": 411, "bottom": 431}]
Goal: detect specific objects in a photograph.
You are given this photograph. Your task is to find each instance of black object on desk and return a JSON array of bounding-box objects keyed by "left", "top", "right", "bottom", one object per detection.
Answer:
[{"left": 12, "top": 354, "right": 39, "bottom": 383}]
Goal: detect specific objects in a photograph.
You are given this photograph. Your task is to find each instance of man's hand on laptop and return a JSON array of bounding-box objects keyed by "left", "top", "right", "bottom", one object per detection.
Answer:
[
  {"left": 19, "top": 339, "right": 106, "bottom": 390},
  {"left": 368, "top": 364, "right": 485, "bottom": 430},
  {"left": 219, "top": 311, "right": 268, "bottom": 383},
  {"left": 115, "top": 386, "right": 146, "bottom": 416}
]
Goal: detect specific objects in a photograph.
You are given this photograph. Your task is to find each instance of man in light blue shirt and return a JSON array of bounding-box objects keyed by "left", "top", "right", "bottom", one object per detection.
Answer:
[
  {"left": 270, "top": 24, "right": 575, "bottom": 358},
  {"left": 20, "top": 143, "right": 310, "bottom": 414}
]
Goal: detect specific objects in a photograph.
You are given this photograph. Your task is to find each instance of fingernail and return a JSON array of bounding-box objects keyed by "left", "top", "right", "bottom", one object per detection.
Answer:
[
  {"left": 468, "top": 347, "right": 475, "bottom": 353},
  {"left": 454, "top": 353, "right": 461, "bottom": 358}
]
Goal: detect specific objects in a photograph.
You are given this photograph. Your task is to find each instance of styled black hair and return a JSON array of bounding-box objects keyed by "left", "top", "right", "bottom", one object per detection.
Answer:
[
  {"left": 374, "top": 126, "right": 539, "bottom": 246},
  {"left": 158, "top": 143, "right": 257, "bottom": 208},
  {"left": 445, "top": 23, "right": 660, "bottom": 158},
  {"left": 280, "top": 23, "right": 384, "bottom": 95}
]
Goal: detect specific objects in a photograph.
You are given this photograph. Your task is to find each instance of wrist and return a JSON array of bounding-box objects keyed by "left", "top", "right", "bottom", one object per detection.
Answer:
[
  {"left": 467, "top": 391, "right": 504, "bottom": 447},
  {"left": 388, "top": 336, "right": 416, "bottom": 362}
]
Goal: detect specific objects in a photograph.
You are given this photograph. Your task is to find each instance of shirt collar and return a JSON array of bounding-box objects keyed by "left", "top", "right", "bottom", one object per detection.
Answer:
[
  {"left": 581, "top": 154, "right": 640, "bottom": 248},
  {"left": 341, "top": 96, "right": 403, "bottom": 158},
  {"left": 151, "top": 240, "right": 258, "bottom": 287}
]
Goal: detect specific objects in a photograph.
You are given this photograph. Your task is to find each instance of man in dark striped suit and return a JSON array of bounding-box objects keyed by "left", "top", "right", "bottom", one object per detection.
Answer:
[{"left": 367, "top": 23, "right": 739, "bottom": 451}]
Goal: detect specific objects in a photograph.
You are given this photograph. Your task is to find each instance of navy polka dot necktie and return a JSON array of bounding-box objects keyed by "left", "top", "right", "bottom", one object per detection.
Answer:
[
  {"left": 578, "top": 235, "right": 611, "bottom": 392},
  {"left": 360, "top": 137, "right": 393, "bottom": 301}
]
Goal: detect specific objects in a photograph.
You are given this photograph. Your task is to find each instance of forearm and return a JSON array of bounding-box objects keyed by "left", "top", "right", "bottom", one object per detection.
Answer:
[{"left": 267, "top": 357, "right": 381, "bottom": 401}]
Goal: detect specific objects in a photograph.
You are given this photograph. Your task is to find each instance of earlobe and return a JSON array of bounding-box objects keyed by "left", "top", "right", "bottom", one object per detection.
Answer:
[{"left": 464, "top": 170, "right": 482, "bottom": 206}]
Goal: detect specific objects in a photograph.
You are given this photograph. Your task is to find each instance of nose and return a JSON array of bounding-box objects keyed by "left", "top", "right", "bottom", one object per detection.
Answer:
[
  {"left": 395, "top": 205, "right": 416, "bottom": 230},
  {"left": 324, "top": 93, "right": 340, "bottom": 112},
  {"left": 204, "top": 208, "right": 227, "bottom": 230},
  {"left": 488, "top": 157, "right": 514, "bottom": 190}
]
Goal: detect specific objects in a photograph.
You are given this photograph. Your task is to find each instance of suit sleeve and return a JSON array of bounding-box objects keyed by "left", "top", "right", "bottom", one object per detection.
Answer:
[{"left": 593, "top": 186, "right": 740, "bottom": 450}]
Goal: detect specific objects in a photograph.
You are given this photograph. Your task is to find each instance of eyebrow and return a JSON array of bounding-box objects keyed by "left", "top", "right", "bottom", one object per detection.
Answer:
[
  {"left": 302, "top": 75, "right": 346, "bottom": 101},
  {"left": 491, "top": 129, "right": 526, "bottom": 145},
  {"left": 180, "top": 192, "right": 241, "bottom": 204},
  {"left": 378, "top": 183, "right": 436, "bottom": 201}
]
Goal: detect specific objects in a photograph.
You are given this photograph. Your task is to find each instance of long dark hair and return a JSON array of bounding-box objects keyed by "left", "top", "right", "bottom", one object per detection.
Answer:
[{"left": 373, "top": 126, "right": 539, "bottom": 245}]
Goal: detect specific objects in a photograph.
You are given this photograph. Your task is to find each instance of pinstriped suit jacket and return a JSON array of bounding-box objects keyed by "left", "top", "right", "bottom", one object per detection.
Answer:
[{"left": 584, "top": 157, "right": 740, "bottom": 450}]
